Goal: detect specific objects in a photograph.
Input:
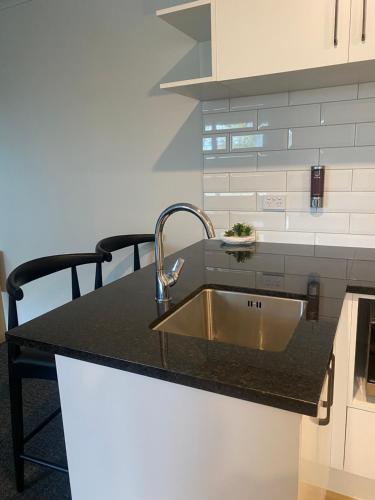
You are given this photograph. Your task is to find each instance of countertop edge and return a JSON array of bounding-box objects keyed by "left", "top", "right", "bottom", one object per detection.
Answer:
[{"left": 5, "top": 333, "right": 318, "bottom": 417}]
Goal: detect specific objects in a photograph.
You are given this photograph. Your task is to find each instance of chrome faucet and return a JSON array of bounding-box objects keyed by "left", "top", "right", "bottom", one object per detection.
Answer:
[{"left": 155, "top": 203, "right": 215, "bottom": 303}]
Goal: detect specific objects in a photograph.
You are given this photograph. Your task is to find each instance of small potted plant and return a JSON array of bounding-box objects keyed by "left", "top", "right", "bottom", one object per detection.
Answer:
[{"left": 222, "top": 222, "right": 255, "bottom": 245}]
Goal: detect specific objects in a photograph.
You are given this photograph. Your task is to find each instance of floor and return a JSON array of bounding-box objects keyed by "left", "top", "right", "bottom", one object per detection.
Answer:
[{"left": 0, "top": 342, "right": 71, "bottom": 499}]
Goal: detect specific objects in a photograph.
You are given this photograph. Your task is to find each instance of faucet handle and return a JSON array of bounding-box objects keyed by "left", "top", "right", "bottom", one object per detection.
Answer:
[{"left": 170, "top": 257, "right": 185, "bottom": 284}]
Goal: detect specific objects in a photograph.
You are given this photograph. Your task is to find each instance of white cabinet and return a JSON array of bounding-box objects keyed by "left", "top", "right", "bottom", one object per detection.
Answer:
[
  {"left": 157, "top": 0, "right": 217, "bottom": 90},
  {"left": 349, "top": 0, "right": 375, "bottom": 62},
  {"left": 157, "top": 0, "right": 375, "bottom": 99},
  {"left": 215, "top": 0, "right": 351, "bottom": 81},
  {"left": 345, "top": 407, "right": 375, "bottom": 480}
]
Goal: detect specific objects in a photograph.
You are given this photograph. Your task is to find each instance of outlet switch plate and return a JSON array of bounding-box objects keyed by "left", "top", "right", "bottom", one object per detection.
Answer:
[
  {"left": 262, "top": 194, "right": 286, "bottom": 211},
  {"left": 258, "top": 273, "right": 285, "bottom": 291}
]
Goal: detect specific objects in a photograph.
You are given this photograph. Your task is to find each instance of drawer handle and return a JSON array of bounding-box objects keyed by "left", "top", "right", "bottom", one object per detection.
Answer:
[
  {"left": 362, "top": 0, "right": 367, "bottom": 42},
  {"left": 334, "top": 0, "right": 339, "bottom": 47},
  {"left": 319, "top": 353, "right": 335, "bottom": 426}
]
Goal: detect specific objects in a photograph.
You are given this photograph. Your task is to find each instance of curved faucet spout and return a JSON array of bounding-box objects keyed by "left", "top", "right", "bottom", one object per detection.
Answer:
[{"left": 155, "top": 203, "right": 215, "bottom": 303}]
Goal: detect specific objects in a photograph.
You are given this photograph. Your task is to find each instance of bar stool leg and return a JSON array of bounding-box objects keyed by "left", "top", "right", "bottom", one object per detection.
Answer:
[{"left": 8, "top": 360, "right": 25, "bottom": 492}]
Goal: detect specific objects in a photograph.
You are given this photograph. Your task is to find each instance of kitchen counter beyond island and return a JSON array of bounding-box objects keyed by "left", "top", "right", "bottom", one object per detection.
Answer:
[{"left": 6, "top": 239, "right": 375, "bottom": 417}]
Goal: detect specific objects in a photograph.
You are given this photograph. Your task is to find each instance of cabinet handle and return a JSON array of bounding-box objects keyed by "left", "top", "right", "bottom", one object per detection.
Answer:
[
  {"left": 362, "top": 0, "right": 367, "bottom": 42},
  {"left": 334, "top": 0, "right": 339, "bottom": 47},
  {"left": 319, "top": 353, "right": 335, "bottom": 426}
]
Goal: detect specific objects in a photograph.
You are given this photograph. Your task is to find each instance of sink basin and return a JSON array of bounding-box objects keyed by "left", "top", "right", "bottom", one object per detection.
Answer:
[{"left": 152, "top": 288, "right": 306, "bottom": 352}]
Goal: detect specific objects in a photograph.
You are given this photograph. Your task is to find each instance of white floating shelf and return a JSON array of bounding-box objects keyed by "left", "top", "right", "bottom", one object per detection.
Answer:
[
  {"left": 160, "top": 75, "right": 214, "bottom": 90},
  {"left": 156, "top": 0, "right": 212, "bottom": 42},
  {"left": 160, "top": 59, "right": 375, "bottom": 100}
]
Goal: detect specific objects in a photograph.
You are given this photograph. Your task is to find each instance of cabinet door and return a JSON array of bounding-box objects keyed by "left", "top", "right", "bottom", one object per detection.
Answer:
[
  {"left": 349, "top": 0, "right": 375, "bottom": 62},
  {"left": 216, "top": 0, "right": 351, "bottom": 81},
  {"left": 345, "top": 407, "right": 375, "bottom": 480},
  {"left": 299, "top": 370, "right": 332, "bottom": 498}
]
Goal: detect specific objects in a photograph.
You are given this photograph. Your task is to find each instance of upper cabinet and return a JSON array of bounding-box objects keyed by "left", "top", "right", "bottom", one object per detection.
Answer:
[
  {"left": 156, "top": 0, "right": 217, "bottom": 90},
  {"left": 216, "top": 0, "right": 351, "bottom": 81},
  {"left": 157, "top": 0, "right": 375, "bottom": 99},
  {"left": 349, "top": 0, "right": 375, "bottom": 62}
]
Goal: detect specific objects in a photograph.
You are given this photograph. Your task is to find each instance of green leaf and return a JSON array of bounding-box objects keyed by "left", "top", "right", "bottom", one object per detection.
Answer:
[{"left": 227, "top": 222, "right": 253, "bottom": 237}]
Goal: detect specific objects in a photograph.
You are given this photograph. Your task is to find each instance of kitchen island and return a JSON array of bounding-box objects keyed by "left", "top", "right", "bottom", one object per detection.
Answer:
[{"left": 7, "top": 239, "right": 375, "bottom": 500}]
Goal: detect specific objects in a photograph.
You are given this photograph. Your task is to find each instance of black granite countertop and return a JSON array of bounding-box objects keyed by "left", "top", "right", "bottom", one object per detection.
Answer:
[{"left": 6, "top": 239, "right": 375, "bottom": 417}]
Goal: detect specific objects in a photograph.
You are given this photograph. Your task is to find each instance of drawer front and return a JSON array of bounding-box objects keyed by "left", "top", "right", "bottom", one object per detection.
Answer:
[{"left": 345, "top": 407, "right": 375, "bottom": 480}]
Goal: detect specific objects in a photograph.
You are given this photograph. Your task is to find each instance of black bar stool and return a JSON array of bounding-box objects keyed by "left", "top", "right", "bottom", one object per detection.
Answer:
[
  {"left": 94, "top": 234, "right": 155, "bottom": 289},
  {"left": 6, "top": 252, "right": 106, "bottom": 492}
]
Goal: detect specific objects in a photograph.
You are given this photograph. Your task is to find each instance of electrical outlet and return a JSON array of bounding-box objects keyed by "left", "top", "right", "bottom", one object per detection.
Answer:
[
  {"left": 259, "top": 273, "right": 285, "bottom": 291},
  {"left": 262, "top": 194, "right": 286, "bottom": 211}
]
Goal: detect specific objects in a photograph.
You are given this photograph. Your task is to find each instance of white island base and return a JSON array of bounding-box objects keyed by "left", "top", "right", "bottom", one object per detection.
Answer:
[{"left": 56, "top": 355, "right": 330, "bottom": 500}]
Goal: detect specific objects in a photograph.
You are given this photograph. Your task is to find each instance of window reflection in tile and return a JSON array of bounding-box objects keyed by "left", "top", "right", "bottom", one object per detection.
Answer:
[{"left": 202, "top": 135, "right": 228, "bottom": 153}]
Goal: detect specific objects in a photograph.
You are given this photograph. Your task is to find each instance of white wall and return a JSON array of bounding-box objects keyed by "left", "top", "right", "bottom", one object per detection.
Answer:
[
  {"left": 202, "top": 84, "right": 375, "bottom": 248},
  {"left": 0, "top": 0, "right": 204, "bottom": 326}
]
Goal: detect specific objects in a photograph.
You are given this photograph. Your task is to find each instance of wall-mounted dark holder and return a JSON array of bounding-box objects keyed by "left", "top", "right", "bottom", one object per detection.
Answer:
[{"left": 311, "top": 165, "right": 325, "bottom": 209}]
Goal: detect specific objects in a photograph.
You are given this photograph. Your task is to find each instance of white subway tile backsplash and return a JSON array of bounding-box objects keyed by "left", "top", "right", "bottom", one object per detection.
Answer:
[
  {"left": 203, "top": 110, "right": 257, "bottom": 133},
  {"left": 259, "top": 104, "right": 320, "bottom": 130},
  {"left": 286, "top": 212, "right": 349, "bottom": 233},
  {"left": 255, "top": 231, "right": 315, "bottom": 245},
  {"left": 325, "top": 192, "right": 375, "bottom": 213},
  {"left": 320, "top": 146, "right": 375, "bottom": 169},
  {"left": 287, "top": 169, "right": 352, "bottom": 191},
  {"left": 321, "top": 99, "right": 375, "bottom": 125},
  {"left": 202, "top": 134, "right": 228, "bottom": 153},
  {"left": 352, "top": 169, "right": 375, "bottom": 191},
  {"left": 202, "top": 99, "right": 229, "bottom": 114},
  {"left": 204, "top": 192, "right": 256, "bottom": 211},
  {"left": 230, "top": 171, "right": 286, "bottom": 192},
  {"left": 231, "top": 130, "right": 287, "bottom": 152},
  {"left": 289, "top": 85, "right": 358, "bottom": 105},
  {"left": 230, "top": 93, "right": 288, "bottom": 111},
  {"left": 355, "top": 122, "right": 375, "bottom": 146},
  {"left": 201, "top": 84, "right": 375, "bottom": 248},
  {"left": 257, "top": 149, "right": 319, "bottom": 171},
  {"left": 203, "top": 174, "right": 229, "bottom": 193},
  {"left": 204, "top": 153, "right": 257, "bottom": 173},
  {"left": 212, "top": 229, "right": 227, "bottom": 238},
  {"left": 287, "top": 171, "right": 310, "bottom": 192},
  {"left": 230, "top": 211, "right": 285, "bottom": 231},
  {"left": 288, "top": 124, "right": 355, "bottom": 149},
  {"left": 350, "top": 214, "right": 375, "bottom": 235},
  {"left": 286, "top": 192, "right": 310, "bottom": 211},
  {"left": 358, "top": 83, "right": 375, "bottom": 99},
  {"left": 315, "top": 233, "right": 375, "bottom": 248},
  {"left": 205, "top": 211, "right": 229, "bottom": 229}
]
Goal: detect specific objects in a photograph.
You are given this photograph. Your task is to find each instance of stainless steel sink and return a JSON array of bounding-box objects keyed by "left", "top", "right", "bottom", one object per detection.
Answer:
[{"left": 152, "top": 288, "right": 306, "bottom": 352}]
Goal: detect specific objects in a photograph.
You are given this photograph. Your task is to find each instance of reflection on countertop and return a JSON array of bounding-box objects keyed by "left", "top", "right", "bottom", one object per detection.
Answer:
[{"left": 205, "top": 240, "right": 375, "bottom": 320}]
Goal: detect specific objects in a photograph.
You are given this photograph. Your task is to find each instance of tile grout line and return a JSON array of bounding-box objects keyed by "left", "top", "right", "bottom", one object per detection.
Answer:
[{"left": 202, "top": 87, "right": 375, "bottom": 242}]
